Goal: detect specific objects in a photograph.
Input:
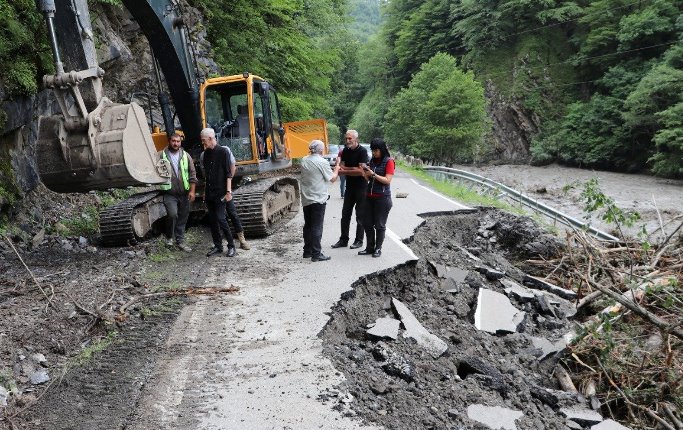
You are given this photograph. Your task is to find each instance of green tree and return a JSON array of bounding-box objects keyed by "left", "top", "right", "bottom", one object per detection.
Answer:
[
  {"left": 192, "top": 0, "right": 346, "bottom": 121},
  {"left": 348, "top": 86, "right": 389, "bottom": 141},
  {"left": 0, "top": 0, "right": 50, "bottom": 99},
  {"left": 624, "top": 42, "right": 683, "bottom": 177},
  {"left": 384, "top": 53, "right": 487, "bottom": 162}
]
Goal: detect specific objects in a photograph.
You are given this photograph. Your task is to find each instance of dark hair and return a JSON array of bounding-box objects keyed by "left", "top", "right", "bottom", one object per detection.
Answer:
[{"left": 369, "top": 138, "right": 390, "bottom": 159}]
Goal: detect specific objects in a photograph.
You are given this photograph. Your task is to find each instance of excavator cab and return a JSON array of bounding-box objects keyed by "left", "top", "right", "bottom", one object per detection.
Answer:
[
  {"left": 201, "top": 74, "right": 290, "bottom": 176},
  {"left": 201, "top": 74, "right": 328, "bottom": 175}
]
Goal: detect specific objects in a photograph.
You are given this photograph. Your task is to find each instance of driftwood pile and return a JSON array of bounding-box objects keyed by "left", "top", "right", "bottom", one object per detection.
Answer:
[{"left": 528, "top": 224, "right": 683, "bottom": 430}]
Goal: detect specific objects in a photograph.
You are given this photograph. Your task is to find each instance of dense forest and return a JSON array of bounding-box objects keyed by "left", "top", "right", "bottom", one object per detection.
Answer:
[{"left": 0, "top": 0, "right": 681, "bottom": 177}]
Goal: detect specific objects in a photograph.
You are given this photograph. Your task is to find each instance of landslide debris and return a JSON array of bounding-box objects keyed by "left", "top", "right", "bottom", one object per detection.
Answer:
[{"left": 320, "top": 208, "right": 680, "bottom": 430}]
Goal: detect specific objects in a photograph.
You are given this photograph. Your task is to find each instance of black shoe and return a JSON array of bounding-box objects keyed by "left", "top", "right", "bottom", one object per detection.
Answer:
[
  {"left": 372, "top": 248, "right": 382, "bottom": 258},
  {"left": 349, "top": 240, "right": 363, "bottom": 249},
  {"left": 331, "top": 240, "right": 348, "bottom": 248},
  {"left": 303, "top": 252, "right": 312, "bottom": 258},
  {"left": 358, "top": 248, "right": 374, "bottom": 255},
  {"left": 226, "top": 247, "right": 236, "bottom": 257},
  {"left": 206, "top": 247, "right": 223, "bottom": 257},
  {"left": 312, "top": 254, "right": 331, "bottom": 262}
]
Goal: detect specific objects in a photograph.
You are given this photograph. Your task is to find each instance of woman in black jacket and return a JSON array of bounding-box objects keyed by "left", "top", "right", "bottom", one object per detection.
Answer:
[{"left": 358, "top": 138, "right": 395, "bottom": 258}]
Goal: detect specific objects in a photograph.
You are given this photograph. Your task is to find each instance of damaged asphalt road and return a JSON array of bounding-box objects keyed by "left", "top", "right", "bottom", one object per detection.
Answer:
[{"left": 3, "top": 170, "right": 632, "bottom": 429}]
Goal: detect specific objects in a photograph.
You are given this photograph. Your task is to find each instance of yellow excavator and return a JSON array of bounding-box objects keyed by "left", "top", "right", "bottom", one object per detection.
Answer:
[{"left": 36, "top": 0, "right": 327, "bottom": 245}]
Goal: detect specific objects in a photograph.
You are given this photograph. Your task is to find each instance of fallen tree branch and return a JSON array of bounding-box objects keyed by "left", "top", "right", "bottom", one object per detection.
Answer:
[
  {"left": 577, "top": 289, "right": 603, "bottom": 311},
  {"left": 596, "top": 357, "right": 675, "bottom": 430},
  {"left": 62, "top": 291, "right": 105, "bottom": 320},
  {"left": 4, "top": 235, "right": 54, "bottom": 310},
  {"left": 585, "top": 278, "right": 683, "bottom": 341},
  {"left": 119, "top": 286, "right": 239, "bottom": 314},
  {"left": 652, "top": 220, "right": 683, "bottom": 268},
  {"left": 662, "top": 403, "right": 683, "bottom": 430}
]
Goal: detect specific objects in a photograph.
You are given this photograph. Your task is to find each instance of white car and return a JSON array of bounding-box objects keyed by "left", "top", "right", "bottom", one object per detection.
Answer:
[{"left": 323, "top": 145, "right": 342, "bottom": 167}]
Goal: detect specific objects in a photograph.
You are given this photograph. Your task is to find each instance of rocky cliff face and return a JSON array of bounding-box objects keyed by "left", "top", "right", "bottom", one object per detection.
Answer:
[
  {"left": 0, "top": 2, "right": 216, "bottom": 217},
  {"left": 483, "top": 82, "right": 538, "bottom": 164}
]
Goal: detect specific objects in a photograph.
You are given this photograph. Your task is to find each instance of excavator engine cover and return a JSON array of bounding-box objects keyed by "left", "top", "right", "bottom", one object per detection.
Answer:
[{"left": 37, "top": 100, "right": 170, "bottom": 193}]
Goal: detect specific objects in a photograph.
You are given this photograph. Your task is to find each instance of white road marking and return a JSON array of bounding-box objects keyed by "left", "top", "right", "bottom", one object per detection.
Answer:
[
  {"left": 410, "top": 178, "right": 470, "bottom": 209},
  {"left": 386, "top": 228, "right": 418, "bottom": 260}
]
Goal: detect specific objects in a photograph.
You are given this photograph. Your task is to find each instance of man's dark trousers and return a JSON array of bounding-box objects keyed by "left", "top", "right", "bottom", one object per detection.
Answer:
[
  {"left": 339, "top": 186, "right": 365, "bottom": 244},
  {"left": 163, "top": 193, "right": 189, "bottom": 243},
  {"left": 206, "top": 198, "right": 235, "bottom": 249},
  {"left": 303, "top": 202, "right": 326, "bottom": 258},
  {"left": 226, "top": 199, "right": 243, "bottom": 233}
]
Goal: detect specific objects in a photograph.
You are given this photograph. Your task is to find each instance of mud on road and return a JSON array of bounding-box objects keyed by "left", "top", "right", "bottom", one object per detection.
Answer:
[{"left": 0, "top": 227, "right": 211, "bottom": 429}]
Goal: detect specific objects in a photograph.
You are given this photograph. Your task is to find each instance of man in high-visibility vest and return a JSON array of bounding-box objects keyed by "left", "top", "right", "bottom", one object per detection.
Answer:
[{"left": 159, "top": 133, "right": 198, "bottom": 252}]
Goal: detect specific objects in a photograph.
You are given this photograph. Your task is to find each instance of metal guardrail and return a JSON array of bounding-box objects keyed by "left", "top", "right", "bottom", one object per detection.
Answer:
[{"left": 423, "top": 166, "right": 620, "bottom": 242}]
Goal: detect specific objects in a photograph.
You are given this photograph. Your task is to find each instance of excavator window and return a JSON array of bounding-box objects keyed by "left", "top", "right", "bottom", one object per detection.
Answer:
[{"left": 204, "top": 83, "right": 254, "bottom": 162}]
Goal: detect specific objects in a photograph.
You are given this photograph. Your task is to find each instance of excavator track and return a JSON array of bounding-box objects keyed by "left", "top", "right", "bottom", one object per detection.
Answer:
[
  {"left": 98, "top": 176, "right": 299, "bottom": 246},
  {"left": 232, "top": 176, "right": 300, "bottom": 238},
  {"left": 99, "top": 191, "right": 166, "bottom": 246}
]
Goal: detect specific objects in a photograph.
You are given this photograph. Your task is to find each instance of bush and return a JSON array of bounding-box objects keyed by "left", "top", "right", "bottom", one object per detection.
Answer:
[{"left": 384, "top": 53, "right": 488, "bottom": 163}]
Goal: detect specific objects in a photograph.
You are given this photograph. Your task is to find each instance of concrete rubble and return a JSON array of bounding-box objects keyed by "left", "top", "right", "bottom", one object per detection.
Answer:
[
  {"left": 501, "top": 278, "right": 535, "bottom": 302},
  {"left": 391, "top": 298, "right": 448, "bottom": 358},
  {"left": 474, "top": 288, "right": 526, "bottom": 334},
  {"left": 320, "top": 209, "right": 636, "bottom": 429},
  {"left": 527, "top": 335, "right": 567, "bottom": 360},
  {"left": 466, "top": 404, "right": 524, "bottom": 430},
  {"left": 524, "top": 274, "right": 578, "bottom": 300},
  {"left": 366, "top": 317, "right": 400, "bottom": 340},
  {"left": 592, "top": 419, "right": 632, "bottom": 430},
  {"left": 561, "top": 406, "right": 604, "bottom": 427}
]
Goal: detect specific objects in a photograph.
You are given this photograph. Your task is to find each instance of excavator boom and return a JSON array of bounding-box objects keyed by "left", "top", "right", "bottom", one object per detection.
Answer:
[{"left": 36, "top": 0, "right": 171, "bottom": 192}]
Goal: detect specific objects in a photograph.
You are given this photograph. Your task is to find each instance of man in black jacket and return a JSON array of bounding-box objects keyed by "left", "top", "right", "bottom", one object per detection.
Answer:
[
  {"left": 331, "top": 129, "right": 368, "bottom": 250},
  {"left": 200, "top": 128, "right": 237, "bottom": 257}
]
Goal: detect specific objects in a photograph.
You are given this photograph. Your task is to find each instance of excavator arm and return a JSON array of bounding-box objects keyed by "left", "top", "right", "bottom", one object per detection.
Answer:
[
  {"left": 36, "top": 0, "right": 173, "bottom": 193},
  {"left": 120, "top": 0, "right": 202, "bottom": 150}
]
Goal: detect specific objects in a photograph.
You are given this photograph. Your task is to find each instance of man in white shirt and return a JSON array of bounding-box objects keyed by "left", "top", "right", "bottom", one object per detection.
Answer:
[{"left": 300, "top": 140, "right": 338, "bottom": 262}]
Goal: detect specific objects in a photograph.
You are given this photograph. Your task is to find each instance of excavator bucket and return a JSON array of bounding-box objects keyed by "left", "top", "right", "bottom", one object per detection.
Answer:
[{"left": 37, "top": 100, "right": 171, "bottom": 193}]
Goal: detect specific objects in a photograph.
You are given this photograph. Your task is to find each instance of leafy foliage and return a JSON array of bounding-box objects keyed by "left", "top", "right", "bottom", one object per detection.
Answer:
[
  {"left": 338, "top": 0, "right": 682, "bottom": 177},
  {"left": 0, "top": 0, "right": 50, "bottom": 97},
  {"left": 191, "top": 0, "right": 347, "bottom": 121},
  {"left": 384, "top": 53, "right": 487, "bottom": 162},
  {"left": 348, "top": 87, "right": 390, "bottom": 142}
]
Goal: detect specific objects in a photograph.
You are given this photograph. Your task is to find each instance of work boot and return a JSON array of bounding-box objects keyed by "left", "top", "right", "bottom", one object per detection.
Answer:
[
  {"left": 349, "top": 240, "right": 363, "bottom": 249},
  {"left": 312, "top": 254, "right": 331, "bottom": 262},
  {"left": 237, "top": 231, "right": 251, "bottom": 250},
  {"left": 177, "top": 243, "right": 192, "bottom": 253},
  {"left": 331, "top": 239, "right": 348, "bottom": 248},
  {"left": 226, "top": 247, "right": 237, "bottom": 257}
]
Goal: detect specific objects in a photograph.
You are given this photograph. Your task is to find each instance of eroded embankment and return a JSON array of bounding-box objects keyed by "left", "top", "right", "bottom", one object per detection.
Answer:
[{"left": 320, "top": 208, "right": 606, "bottom": 430}]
